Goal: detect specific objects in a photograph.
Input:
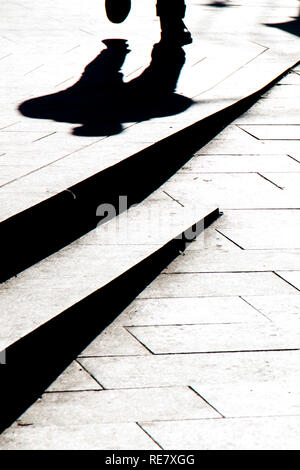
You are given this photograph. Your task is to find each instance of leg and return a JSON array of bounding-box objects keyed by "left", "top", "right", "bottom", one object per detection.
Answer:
[
  {"left": 156, "top": 0, "right": 186, "bottom": 19},
  {"left": 156, "top": 0, "right": 192, "bottom": 44}
]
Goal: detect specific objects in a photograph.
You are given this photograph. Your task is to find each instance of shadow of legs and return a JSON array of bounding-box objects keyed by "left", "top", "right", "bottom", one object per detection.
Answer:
[{"left": 19, "top": 37, "right": 193, "bottom": 137}]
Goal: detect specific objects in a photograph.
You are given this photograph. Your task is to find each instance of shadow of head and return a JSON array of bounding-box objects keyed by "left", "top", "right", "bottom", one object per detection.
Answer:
[{"left": 19, "top": 38, "right": 194, "bottom": 137}]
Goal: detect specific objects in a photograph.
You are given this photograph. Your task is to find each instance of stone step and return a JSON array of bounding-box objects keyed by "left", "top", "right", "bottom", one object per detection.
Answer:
[
  {"left": 1, "top": 0, "right": 299, "bottom": 283},
  {"left": 0, "top": 0, "right": 299, "bottom": 438},
  {"left": 0, "top": 191, "right": 218, "bottom": 432},
  {"left": 1, "top": 59, "right": 297, "bottom": 283}
]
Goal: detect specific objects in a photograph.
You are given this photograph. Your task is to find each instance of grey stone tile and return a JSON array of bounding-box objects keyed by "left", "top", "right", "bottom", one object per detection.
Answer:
[
  {"left": 220, "top": 227, "right": 300, "bottom": 250},
  {"left": 197, "top": 133, "right": 269, "bottom": 154},
  {"left": 289, "top": 152, "right": 300, "bottom": 161},
  {"left": 198, "top": 129, "right": 300, "bottom": 155},
  {"left": 1, "top": 0, "right": 298, "bottom": 221},
  {"left": 216, "top": 210, "right": 300, "bottom": 249},
  {"left": 0, "top": 243, "right": 157, "bottom": 351},
  {"left": 0, "top": 423, "right": 160, "bottom": 450},
  {"left": 184, "top": 225, "right": 240, "bottom": 252},
  {"left": 0, "top": 243, "right": 154, "bottom": 287},
  {"left": 163, "top": 172, "right": 296, "bottom": 210},
  {"left": 79, "top": 350, "right": 300, "bottom": 390},
  {"left": 235, "top": 93, "right": 300, "bottom": 124},
  {"left": 115, "top": 296, "right": 263, "bottom": 327},
  {"left": 0, "top": 164, "right": 35, "bottom": 186},
  {"left": 261, "top": 172, "right": 300, "bottom": 192},
  {"left": 138, "top": 272, "right": 298, "bottom": 298},
  {"left": 0, "top": 131, "right": 51, "bottom": 146},
  {"left": 76, "top": 194, "right": 214, "bottom": 247},
  {"left": 247, "top": 140, "right": 300, "bottom": 156},
  {"left": 238, "top": 125, "right": 300, "bottom": 140},
  {"left": 0, "top": 286, "right": 90, "bottom": 352},
  {"left": 1, "top": 0, "right": 300, "bottom": 450},
  {"left": 14, "top": 387, "right": 219, "bottom": 427},
  {"left": 141, "top": 416, "right": 300, "bottom": 450},
  {"left": 178, "top": 41, "right": 265, "bottom": 99},
  {"left": 46, "top": 361, "right": 102, "bottom": 392},
  {"left": 165, "top": 249, "right": 300, "bottom": 273},
  {"left": 179, "top": 154, "right": 300, "bottom": 173},
  {"left": 79, "top": 326, "right": 151, "bottom": 357},
  {"left": 216, "top": 209, "right": 300, "bottom": 230},
  {"left": 191, "top": 381, "right": 300, "bottom": 418},
  {"left": 127, "top": 321, "right": 300, "bottom": 354},
  {"left": 275, "top": 271, "right": 300, "bottom": 291},
  {"left": 243, "top": 295, "right": 300, "bottom": 324}
]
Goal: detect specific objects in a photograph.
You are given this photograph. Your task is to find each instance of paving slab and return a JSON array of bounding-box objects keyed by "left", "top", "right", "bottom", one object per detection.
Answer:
[
  {"left": 141, "top": 416, "right": 300, "bottom": 450},
  {"left": 163, "top": 172, "right": 298, "bottom": 210},
  {"left": 138, "top": 272, "right": 298, "bottom": 298},
  {"left": 235, "top": 102, "right": 300, "bottom": 123},
  {"left": 191, "top": 381, "right": 300, "bottom": 417},
  {"left": 164, "top": 249, "right": 300, "bottom": 273},
  {"left": 179, "top": 153, "right": 300, "bottom": 173},
  {"left": 275, "top": 271, "right": 300, "bottom": 291},
  {"left": 6, "top": 387, "right": 220, "bottom": 428},
  {"left": 243, "top": 295, "right": 300, "bottom": 323},
  {"left": 218, "top": 226, "right": 300, "bottom": 250},
  {"left": 184, "top": 224, "right": 241, "bottom": 252},
  {"left": 78, "top": 350, "right": 300, "bottom": 389},
  {"left": 0, "top": 0, "right": 299, "bottom": 224},
  {"left": 127, "top": 321, "right": 300, "bottom": 354},
  {"left": 46, "top": 361, "right": 103, "bottom": 392},
  {"left": 0, "top": 0, "right": 299, "bottom": 450},
  {"left": 86, "top": 296, "right": 264, "bottom": 328},
  {"left": 215, "top": 209, "right": 300, "bottom": 249},
  {"left": 79, "top": 325, "right": 151, "bottom": 357},
  {"left": 238, "top": 124, "right": 300, "bottom": 140},
  {"left": 197, "top": 132, "right": 299, "bottom": 154},
  {"left": 216, "top": 208, "right": 300, "bottom": 229},
  {"left": 261, "top": 172, "right": 300, "bottom": 192},
  {"left": 0, "top": 422, "right": 160, "bottom": 450}
]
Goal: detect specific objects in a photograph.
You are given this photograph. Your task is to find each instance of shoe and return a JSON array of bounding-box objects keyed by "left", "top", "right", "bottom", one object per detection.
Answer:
[{"left": 105, "top": 0, "right": 131, "bottom": 24}]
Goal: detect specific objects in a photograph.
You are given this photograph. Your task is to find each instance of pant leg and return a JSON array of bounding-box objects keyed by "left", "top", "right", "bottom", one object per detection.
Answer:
[{"left": 156, "top": 0, "right": 186, "bottom": 19}]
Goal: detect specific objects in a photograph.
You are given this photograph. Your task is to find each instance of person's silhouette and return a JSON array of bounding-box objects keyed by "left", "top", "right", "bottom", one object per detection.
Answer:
[
  {"left": 105, "top": 0, "right": 192, "bottom": 45},
  {"left": 19, "top": 38, "right": 193, "bottom": 137}
]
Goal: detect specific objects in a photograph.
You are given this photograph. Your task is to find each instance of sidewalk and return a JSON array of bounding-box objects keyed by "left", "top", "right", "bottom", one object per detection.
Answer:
[
  {"left": 0, "top": 0, "right": 299, "bottom": 450},
  {"left": 1, "top": 62, "right": 299, "bottom": 451},
  {"left": 0, "top": 0, "right": 299, "bottom": 219}
]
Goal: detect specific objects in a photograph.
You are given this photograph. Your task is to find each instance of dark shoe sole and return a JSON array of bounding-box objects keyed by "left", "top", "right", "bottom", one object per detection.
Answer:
[{"left": 105, "top": 0, "right": 131, "bottom": 24}]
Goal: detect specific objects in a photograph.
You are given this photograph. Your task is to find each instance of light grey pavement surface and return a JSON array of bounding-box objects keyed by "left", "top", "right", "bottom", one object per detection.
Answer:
[
  {"left": 0, "top": 0, "right": 299, "bottom": 221},
  {"left": 0, "top": 0, "right": 299, "bottom": 450}
]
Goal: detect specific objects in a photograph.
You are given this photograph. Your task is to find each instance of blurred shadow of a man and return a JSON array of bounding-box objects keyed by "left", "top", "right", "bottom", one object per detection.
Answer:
[{"left": 19, "top": 38, "right": 193, "bottom": 137}]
